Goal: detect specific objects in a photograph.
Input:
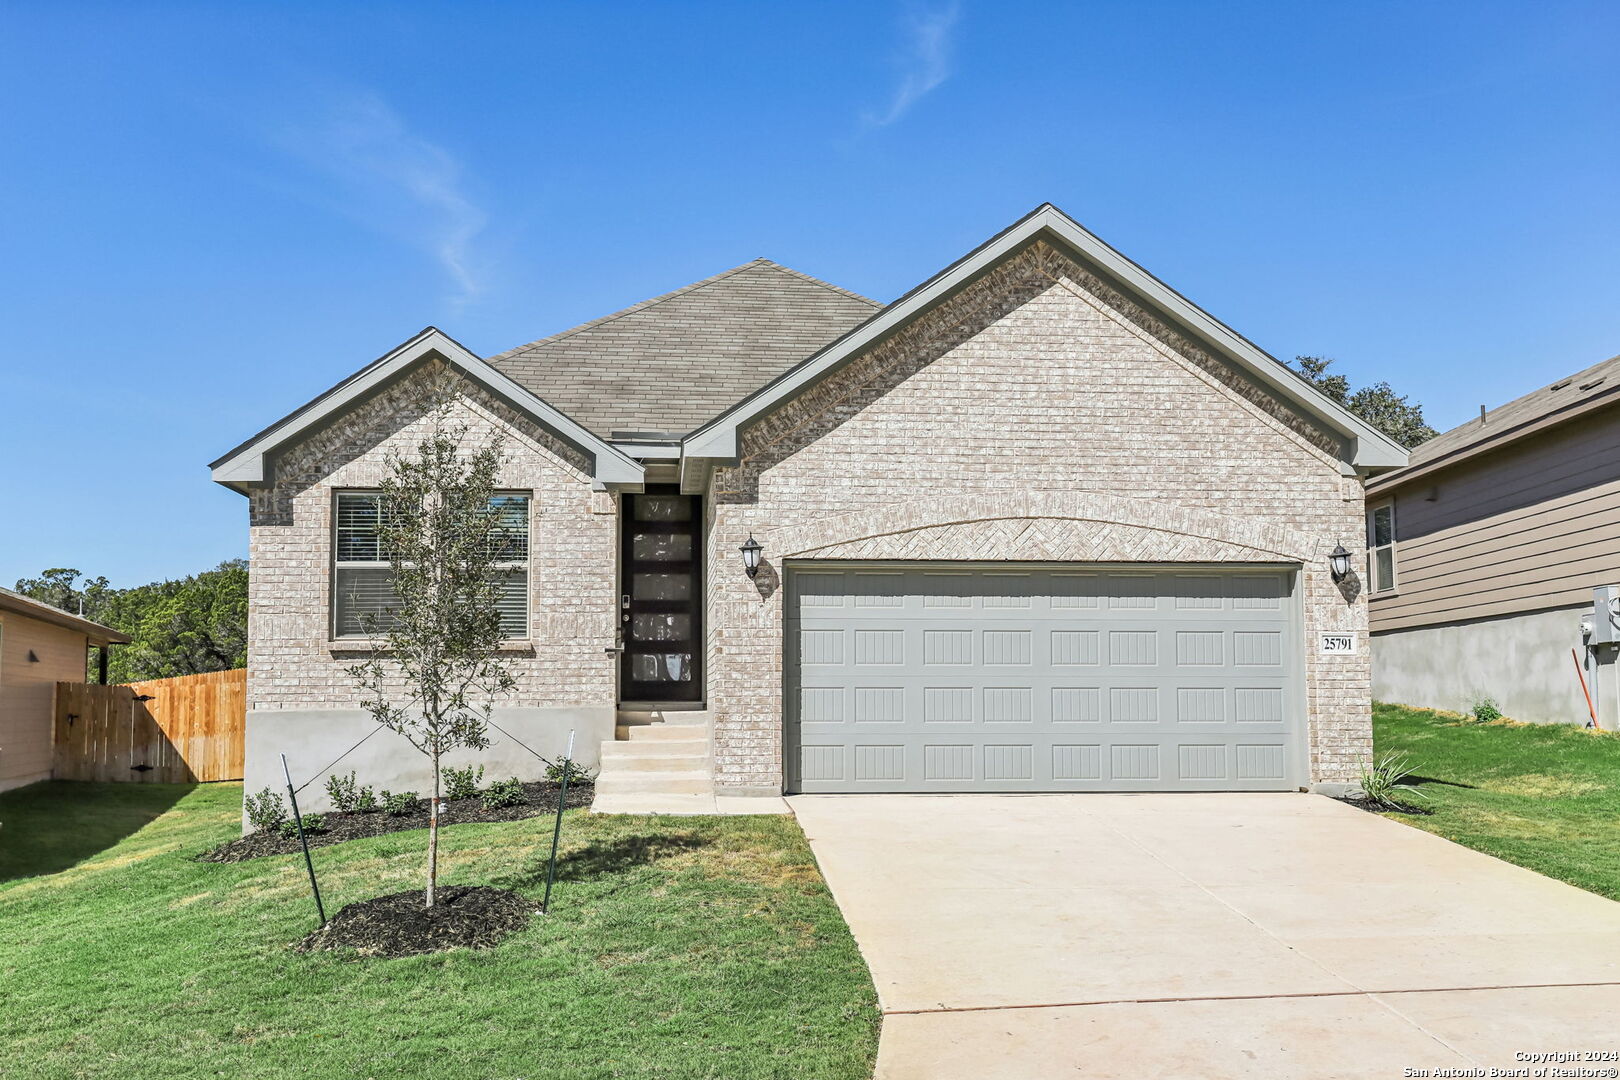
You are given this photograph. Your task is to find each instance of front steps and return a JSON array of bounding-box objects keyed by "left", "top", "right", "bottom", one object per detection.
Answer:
[
  {"left": 592, "top": 709, "right": 715, "bottom": 812},
  {"left": 590, "top": 709, "right": 794, "bottom": 816}
]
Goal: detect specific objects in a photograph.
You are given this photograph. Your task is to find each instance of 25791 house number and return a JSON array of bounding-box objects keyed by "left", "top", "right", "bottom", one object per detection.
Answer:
[{"left": 1319, "top": 632, "right": 1357, "bottom": 654}]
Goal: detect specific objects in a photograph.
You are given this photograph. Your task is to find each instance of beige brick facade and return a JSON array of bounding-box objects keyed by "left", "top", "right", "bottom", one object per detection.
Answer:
[
  {"left": 245, "top": 366, "right": 618, "bottom": 714},
  {"left": 704, "top": 242, "right": 1371, "bottom": 791},
  {"left": 242, "top": 241, "right": 1374, "bottom": 796}
]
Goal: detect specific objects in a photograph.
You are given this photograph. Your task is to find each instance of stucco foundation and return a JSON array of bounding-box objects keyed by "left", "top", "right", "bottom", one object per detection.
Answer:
[
  {"left": 1373, "top": 604, "right": 1591, "bottom": 725},
  {"left": 242, "top": 705, "right": 613, "bottom": 824}
]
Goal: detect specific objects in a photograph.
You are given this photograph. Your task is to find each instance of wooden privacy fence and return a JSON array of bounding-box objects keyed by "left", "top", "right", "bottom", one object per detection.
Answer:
[{"left": 53, "top": 668, "right": 246, "bottom": 783}]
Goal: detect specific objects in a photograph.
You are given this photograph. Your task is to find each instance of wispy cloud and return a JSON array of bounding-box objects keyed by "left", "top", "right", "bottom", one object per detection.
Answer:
[
  {"left": 863, "top": 2, "right": 961, "bottom": 127},
  {"left": 276, "top": 93, "right": 488, "bottom": 307}
]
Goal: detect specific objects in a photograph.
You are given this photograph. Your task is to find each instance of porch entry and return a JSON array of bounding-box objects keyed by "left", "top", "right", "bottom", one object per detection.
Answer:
[{"left": 619, "top": 486, "right": 704, "bottom": 704}]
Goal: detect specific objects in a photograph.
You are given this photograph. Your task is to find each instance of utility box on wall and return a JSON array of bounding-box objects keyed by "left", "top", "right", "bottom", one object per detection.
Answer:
[{"left": 1589, "top": 585, "right": 1620, "bottom": 645}]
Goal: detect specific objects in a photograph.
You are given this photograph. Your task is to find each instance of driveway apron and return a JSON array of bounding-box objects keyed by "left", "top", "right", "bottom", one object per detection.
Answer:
[{"left": 790, "top": 793, "right": 1620, "bottom": 1080}]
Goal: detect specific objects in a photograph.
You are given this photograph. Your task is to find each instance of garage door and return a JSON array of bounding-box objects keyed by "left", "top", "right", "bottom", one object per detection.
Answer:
[{"left": 784, "top": 564, "right": 1303, "bottom": 793}]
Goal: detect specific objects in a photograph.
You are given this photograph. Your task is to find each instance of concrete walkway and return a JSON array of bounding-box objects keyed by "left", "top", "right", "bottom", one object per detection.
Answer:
[{"left": 790, "top": 794, "right": 1620, "bottom": 1080}]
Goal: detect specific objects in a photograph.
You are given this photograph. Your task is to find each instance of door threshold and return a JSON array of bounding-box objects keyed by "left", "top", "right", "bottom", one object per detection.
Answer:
[{"left": 618, "top": 701, "right": 707, "bottom": 712}]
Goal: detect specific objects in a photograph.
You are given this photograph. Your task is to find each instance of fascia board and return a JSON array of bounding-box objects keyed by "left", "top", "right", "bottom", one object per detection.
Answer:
[
  {"left": 682, "top": 205, "right": 1409, "bottom": 472},
  {"left": 210, "top": 329, "right": 643, "bottom": 490},
  {"left": 1366, "top": 386, "right": 1620, "bottom": 494}
]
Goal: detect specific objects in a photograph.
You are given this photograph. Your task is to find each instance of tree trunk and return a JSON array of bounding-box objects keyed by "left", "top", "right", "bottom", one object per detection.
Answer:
[{"left": 427, "top": 751, "right": 440, "bottom": 908}]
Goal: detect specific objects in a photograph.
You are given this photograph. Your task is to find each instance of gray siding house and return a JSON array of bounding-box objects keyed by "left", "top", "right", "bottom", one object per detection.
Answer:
[
  {"left": 1369, "top": 353, "right": 1620, "bottom": 724},
  {"left": 212, "top": 205, "right": 1407, "bottom": 813}
]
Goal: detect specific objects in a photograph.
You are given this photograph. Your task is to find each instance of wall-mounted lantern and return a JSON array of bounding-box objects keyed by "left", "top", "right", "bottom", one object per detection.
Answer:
[
  {"left": 1328, "top": 544, "right": 1352, "bottom": 582},
  {"left": 740, "top": 535, "right": 763, "bottom": 578}
]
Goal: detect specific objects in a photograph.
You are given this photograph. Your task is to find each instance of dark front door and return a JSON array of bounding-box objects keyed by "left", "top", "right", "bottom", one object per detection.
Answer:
[{"left": 620, "top": 487, "right": 703, "bottom": 703}]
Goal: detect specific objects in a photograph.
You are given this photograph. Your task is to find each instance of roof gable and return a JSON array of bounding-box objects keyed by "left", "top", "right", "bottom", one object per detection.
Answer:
[
  {"left": 487, "top": 260, "right": 880, "bottom": 438},
  {"left": 210, "top": 328, "right": 644, "bottom": 492},
  {"left": 683, "top": 205, "right": 1409, "bottom": 474}
]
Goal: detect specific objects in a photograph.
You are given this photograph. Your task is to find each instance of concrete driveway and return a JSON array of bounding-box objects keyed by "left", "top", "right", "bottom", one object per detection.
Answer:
[{"left": 790, "top": 794, "right": 1620, "bottom": 1080}]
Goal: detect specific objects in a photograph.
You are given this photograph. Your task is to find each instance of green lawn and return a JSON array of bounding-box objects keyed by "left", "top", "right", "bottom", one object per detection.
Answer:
[
  {"left": 1373, "top": 702, "right": 1620, "bottom": 901},
  {"left": 0, "top": 782, "right": 880, "bottom": 1080}
]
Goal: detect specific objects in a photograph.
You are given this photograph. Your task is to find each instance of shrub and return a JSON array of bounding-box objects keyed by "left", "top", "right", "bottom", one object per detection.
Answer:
[
  {"left": 324, "top": 771, "right": 361, "bottom": 812},
  {"left": 481, "top": 777, "right": 527, "bottom": 810},
  {"left": 353, "top": 785, "right": 379, "bottom": 813},
  {"left": 245, "top": 787, "right": 287, "bottom": 832},
  {"left": 381, "top": 790, "right": 420, "bottom": 816},
  {"left": 1358, "top": 752, "right": 1429, "bottom": 810},
  {"left": 1470, "top": 697, "right": 1503, "bottom": 724},
  {"left": 444, "top": 764, "right": 485, "bottom": 801},
  {"left": 545, "top": 757, "right": 597, "bottom": 785},
  {"left": 279, "top": 813, "right": 328, "bottom": 839}
]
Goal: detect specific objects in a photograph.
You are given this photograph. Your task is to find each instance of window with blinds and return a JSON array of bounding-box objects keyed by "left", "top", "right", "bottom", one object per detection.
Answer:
[{"left": 333, "top": 491, "right": 531, "bottom": 639}]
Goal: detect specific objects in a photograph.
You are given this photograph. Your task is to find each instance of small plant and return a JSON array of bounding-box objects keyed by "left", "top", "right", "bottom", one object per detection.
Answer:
[
  {"left": 354, "top": 784, "right": 379, "bottom": 813},
  {"left": 245, "top": 787, "right": 287, "bottom": 832},
  {"left": 481, "top": 776, "right": 527, "bottom": 810},
  {"left": 545, "top": 757, "right": 596, "bottom": 785},
  {"left": 324, "top": 771, "right": 361, "bottom": 812},
  {"left": 1470, "top": 697, "right": 1502, "bottom": 724},
  {"left": 279, "top": 813, "right": 328, "bottom": 839},
  {"left": 444, "top": 764, "right": 485, "bottom": 801},
  {"left": 1358, "top": 752, "right": 1430, "bottom": 810},
  {"left": 381, "top": 790, "right": 420, "bottom": 816}
]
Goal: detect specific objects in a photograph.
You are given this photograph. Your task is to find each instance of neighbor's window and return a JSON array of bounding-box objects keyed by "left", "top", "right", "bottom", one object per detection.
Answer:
[
  {"left": 1367, "top": 500, "right": 1396, "bottom": 594},
  {"left": 332, "top": 491, "right": 531, "bottom": 639}
]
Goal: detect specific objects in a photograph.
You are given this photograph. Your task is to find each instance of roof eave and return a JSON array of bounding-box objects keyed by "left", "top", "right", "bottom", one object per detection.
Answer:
[
  {"left": 0, "top": 591, "right": 131, "bottom": 645},
  {"left": 1367, "top": 383, "right": 1620, "bottom": 494},
  {"left": 681, "top": 204, "right": 1410, "bottom": 473},
  {"left": 210, "top": 328, "right": 645, "bottom": 494}
]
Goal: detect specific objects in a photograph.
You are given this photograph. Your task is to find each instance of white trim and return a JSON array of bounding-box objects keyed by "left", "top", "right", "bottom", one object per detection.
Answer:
[
  {"left": 682, "top": 204, "right": 1410, "bottom": 472},
  {"left": 211, "top": 327, "right": 644, "bottom": 492},
  {"left": 1366, "top": 498, "right": 1398, "bottom": 595}
]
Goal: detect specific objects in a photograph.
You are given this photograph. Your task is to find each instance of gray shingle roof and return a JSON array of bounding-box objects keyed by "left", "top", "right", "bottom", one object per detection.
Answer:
[
  {"left": 1404, "top": 351, "right": 1620, "bottom": 469},
  {"left": 487, "top": 259, "right": 882, "bottom": 439}
]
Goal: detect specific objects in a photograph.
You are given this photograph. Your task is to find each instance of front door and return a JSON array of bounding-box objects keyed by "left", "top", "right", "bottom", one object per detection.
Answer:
[{"left": 620, "top": 487, "right": 703, "bottom": 703}]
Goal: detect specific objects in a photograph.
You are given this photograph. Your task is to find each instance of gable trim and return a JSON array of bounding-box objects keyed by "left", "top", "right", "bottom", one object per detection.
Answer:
[
  {"left": 210, "top": 327, "right": 645, "bottom": 492},
  {"left": 682, "top": 204, "right": 1409, "bottom": 472}
]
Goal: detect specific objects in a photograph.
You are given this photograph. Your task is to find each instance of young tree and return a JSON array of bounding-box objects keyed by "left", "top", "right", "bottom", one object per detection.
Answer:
[
  {"left": 347, "top": 393, "right": 518, "bottom": 907},
  {"left": 1289, "top": 355, "right": 1438, "bottom": 449}
]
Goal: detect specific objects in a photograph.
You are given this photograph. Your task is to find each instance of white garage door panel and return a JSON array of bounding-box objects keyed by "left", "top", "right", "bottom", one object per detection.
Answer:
[{"left": 785, "top": 565, "right": 1303, "bottom": 793}]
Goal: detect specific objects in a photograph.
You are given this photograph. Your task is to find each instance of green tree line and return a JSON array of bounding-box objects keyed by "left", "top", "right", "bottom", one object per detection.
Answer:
[
  {"left": 1288, "top": 355, "right": 1437, "bottom": 449},
  {"left": 12, "top": 560, "right": 247, "bottom": 684}
]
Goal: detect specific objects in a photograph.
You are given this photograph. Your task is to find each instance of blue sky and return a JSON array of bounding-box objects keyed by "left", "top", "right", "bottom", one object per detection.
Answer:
[{"left": 2, "top": 1, "right": 1616, "bottom": 587}]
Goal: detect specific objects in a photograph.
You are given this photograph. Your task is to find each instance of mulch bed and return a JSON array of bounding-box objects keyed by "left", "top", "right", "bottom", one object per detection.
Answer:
[
  {"left": 295, "top": 885, "right": 536, "bottom": 957},
  {"left": 199, "top": 780, "right": 593, "bottom": 863},
  {"left": 1333, "top": 795, "right": 1433, "bottom": 816}
]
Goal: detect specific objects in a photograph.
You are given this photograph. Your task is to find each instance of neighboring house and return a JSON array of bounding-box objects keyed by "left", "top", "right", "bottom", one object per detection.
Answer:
[
  {"left": 1367, "top": 353, "right": 1620, "bottom": 725},
  {"left": 0, "top": 586, "right": 128, "bottom": 792},
  {"left": 212, "top": 204, "right": 1407, "bottom": 813}
]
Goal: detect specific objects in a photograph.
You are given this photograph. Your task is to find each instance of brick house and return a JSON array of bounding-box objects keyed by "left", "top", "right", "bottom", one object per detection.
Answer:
[{"left": 212, "top": 205, "right": 1407, "bottom": 812}]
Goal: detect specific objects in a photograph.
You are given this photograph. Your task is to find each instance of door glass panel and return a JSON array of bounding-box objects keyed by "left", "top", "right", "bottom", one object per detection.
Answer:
[
  {"left": 631, "top": 613, "right": 691, "bottom": 642},
  {"left": 632, "top": 532, "right": 693, "bottom": 561},
  {"left": 635, "top": 496, "right": 692, "bottom": 522},
  {"left": 632, "top": 653, "right": 692, "bottom": 682},
  {"left": 633, "top": 573, "right": 691, "bottom": 601}
]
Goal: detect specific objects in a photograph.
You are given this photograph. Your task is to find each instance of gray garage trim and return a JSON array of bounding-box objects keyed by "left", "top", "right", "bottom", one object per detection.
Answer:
[
  {"left": 210, "top": 327, "right": 644, "bottom": 493},
  {"left": 784, "top": 562, "right": 1306, "bottom": 793}
]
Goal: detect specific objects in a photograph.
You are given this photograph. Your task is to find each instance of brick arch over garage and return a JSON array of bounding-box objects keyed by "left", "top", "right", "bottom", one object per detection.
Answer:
[
  {"left": 705, "top": 491, "right": 1352, "bottom": 796},
  {"left": 764, "top": 491, "right": 1321, "bottom": 566}
]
